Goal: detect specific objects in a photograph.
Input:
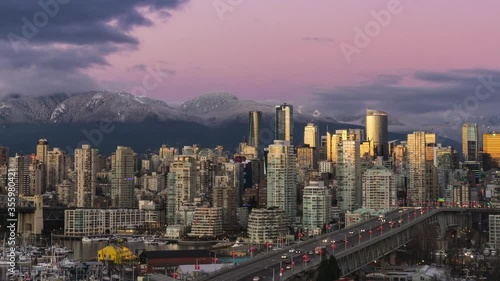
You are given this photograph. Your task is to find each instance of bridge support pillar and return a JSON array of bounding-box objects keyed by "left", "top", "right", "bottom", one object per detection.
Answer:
[
  {"left": 436, "top": 238, "right": 448, "bottom": 251},
  {"left": 17, "top": 195, "right": 43, "bottom": 235}
]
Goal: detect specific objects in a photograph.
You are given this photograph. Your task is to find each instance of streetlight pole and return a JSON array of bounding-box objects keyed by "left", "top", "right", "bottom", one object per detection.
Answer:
[{"left": 267, "top": 268, "right": 275, "bottom": 281}]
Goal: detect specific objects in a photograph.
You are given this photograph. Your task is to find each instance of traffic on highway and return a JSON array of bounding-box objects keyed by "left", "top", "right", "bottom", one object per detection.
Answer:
[{"left": 199, "top": 206, "right": 440, "bottom": 281}]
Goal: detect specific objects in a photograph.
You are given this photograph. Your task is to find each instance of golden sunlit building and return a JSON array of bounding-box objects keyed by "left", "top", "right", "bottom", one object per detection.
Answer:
[
  {"left": 366, "top": 109, "right": 388, "bottom": 159},
  {"left": 484, "top": 132, "right": 500, "bottom": 167},
  {"left": 304, "top": 123, "right": 319, "bottom": 148}
]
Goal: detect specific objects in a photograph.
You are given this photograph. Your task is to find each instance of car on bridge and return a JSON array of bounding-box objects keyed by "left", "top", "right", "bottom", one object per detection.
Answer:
[{"left": 253, "top": 277, "right": 260, "bottom": 281}]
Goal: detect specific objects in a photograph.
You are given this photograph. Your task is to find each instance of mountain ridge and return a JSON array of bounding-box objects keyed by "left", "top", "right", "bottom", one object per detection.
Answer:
[{"left": 0, "top": 91, "right": 338, "bottom": 126}]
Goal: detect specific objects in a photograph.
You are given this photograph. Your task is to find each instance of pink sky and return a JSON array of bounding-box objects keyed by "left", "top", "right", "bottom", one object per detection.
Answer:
[{"left": 87, "top": 0, "right": 500, "bottom": 104}]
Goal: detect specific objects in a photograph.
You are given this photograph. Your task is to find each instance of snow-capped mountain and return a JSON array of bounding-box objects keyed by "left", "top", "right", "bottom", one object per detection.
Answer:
[
  {"left": 0, "top": 91, "right": 195, "bottom": 124},
  {"left": 179, "top": 92, "right": 338, "bottom": 125},
  {"left": 0, "top": 91, "right": 338, "bottom": 126}
]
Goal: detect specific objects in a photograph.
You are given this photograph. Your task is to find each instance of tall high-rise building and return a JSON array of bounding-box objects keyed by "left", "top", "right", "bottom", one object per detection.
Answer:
[
  {"left": 337, "top": 139, "right": 361, "bottom": 212},
  {"left": 212, "top": 162, "right": 244, "bottom": 230},
  {"left": 75, "top": 144, "right": 97, "bottom": 208},
  {"left": 366, "top": 109, "right": 389, "bottom": 159},
  {"left": 434, "top": 145, "right": 454, "bottom": 198},
  {"left": 304, "top": 123, "right": 319, "bottom": 148},
  {"left": 392, "top": 143, "right": 407, "bottom": 174},
  {"left": 326, "top": 129, "right": 362, "bottom": 162},
  {"left": 296, "top": 145, "right": 316, "bottom": 171},
  {"left": 111, "top": 146, "right": 136, "bottom": 208},
  {"left": 248, "top": 111, "right": 262, "bottom": 148},
  {"left": 483, "top": 132, "right": 500, "bottom": 167},
  {"left": 36, "top": 139, "right": 49, "bottom": 192},
  {"left": 462, "top": 123, "right": 479, "bottom": 162},
  {"left": 170, "top": 156, "right": 197, "bottom": 216},
  {"left": 267, "top": 140, "right": 297, "bottom": 220},
  {"left": 407, "top": 132, "right": 436, "bottom": 205},
  {"left": 46, "top": 148, "right": 68, "bottom": 190},
  {"left": 9, "top": 154, "right": 30, "bottom": 195},
  {"left": 275, "top": 104, "right": 293, "bottom": 144},
  {"left": 362, "top": 164, "right": 396, "bottom": 210},
  {"left": 159, "top": 144, "right": 177, "bottom": 163},
  {"left": 36, "top": 139, "right": 49, "bottom": 163},
  {"left": 166, "top": 173, "right": 176, "bottom": 225},
  {"left": 0, "top": 145, "right": 8, "bottom": 166},
  {"left": 29, "top": 157, "right": 44, "bottom": 195},
  {"left": 302, "top": 181, "right": 332, "bottom": 231}
]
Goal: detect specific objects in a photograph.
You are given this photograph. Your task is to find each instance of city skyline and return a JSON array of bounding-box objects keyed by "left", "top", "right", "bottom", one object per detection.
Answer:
[{"left": 2, "top": 2, "right": 500, "bottom": 280}]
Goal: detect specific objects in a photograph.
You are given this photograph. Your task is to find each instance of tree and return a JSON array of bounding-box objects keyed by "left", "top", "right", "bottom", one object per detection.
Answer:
[
  {"left": 316, "top": 257, "right": 330, "bottom": 281},
  {"left": 328, "top": 255, "right": 342, "bottom": 280},
  {"left": 316, "top": 255, "right": 341, "bottom": 281}
]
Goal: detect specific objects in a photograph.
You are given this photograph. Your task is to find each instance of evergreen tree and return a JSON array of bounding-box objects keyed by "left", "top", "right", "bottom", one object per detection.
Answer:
[
  {"left": 316, "top": 257, "right": 330, "bottom": 281},
  {"left": 316, "top": 255, "right": 342, "bottom": 281},
  {"left": 328, "top": 255, "right": 342, "bottom": 280}
]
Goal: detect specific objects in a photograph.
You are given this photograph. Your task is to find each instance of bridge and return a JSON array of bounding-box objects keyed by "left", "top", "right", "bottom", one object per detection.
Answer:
[
  {"left": 0, "top": 194, "right": 65, "bottom": 235},
  {"left": 199, "top": 207, "right": 500, "bottom": 281}
]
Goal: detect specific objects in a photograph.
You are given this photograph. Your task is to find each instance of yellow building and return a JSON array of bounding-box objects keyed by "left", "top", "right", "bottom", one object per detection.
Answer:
[
  {"left": 484, "top": 132, "right": 500, "bottom": 166},
  {"left": 97, "top": 245, "right": 137, "bottom": 264}
]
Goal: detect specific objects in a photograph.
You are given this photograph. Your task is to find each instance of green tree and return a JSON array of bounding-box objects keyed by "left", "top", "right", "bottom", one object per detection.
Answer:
[
  {"left": 316, "top": 257, "right": 330, "bottom": 281},
  {"left": 328, "top": 255, "right": 342, "bottom": 280},
  {"left": 316, "top": 255, "right": 341, "bottom": 281}
]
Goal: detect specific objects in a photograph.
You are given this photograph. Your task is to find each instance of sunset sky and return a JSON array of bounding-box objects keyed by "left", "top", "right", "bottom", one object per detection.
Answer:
[{"left": 1, "top": 0, "right": 499, "bottom": 131}]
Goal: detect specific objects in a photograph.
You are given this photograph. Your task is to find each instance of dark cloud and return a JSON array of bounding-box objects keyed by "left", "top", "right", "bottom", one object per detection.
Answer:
[
  {"left": 0, "top": 0, "right": 188, "bottom": 95},
  {"left": 0, "top": 1, "right": 187, "bottom": 45},
  {"left": 312, "top": 69, "right": 500, "bottom": 139},
  {"left": 303, "top": 37, "right": 336, "bottom": 43}
]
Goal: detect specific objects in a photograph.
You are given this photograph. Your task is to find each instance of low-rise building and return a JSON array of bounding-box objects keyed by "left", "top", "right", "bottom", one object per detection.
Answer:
[
  {"left": 189, "top": 206, "right": 223, "bottom": 238},
  {"left": 247, "top": 208, "right": 287, "bottom": 244},
  {"left": 64, "top": 209, "right": 154, "bottom": 236},
  {"left": 165, "top": 225, "right": 185, "bottom": 239}
]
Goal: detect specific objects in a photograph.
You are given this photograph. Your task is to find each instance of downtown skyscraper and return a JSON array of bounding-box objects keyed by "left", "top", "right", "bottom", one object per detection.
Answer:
[
  {"left": 266, "top": 140, "right": 297, "bottom": 220},
  {"left": 75, "top": 144, "right": 97, "bottom": 208},
  {"left": 407, "top": 131, "right": 437, "bottom": 205},
  {"left": 111, "top": 146, "right": 136, "bottom": 208},
  {"left": 366, "top": 109, "right": 389, "bottom": 159},
  {"left": 248, "top": 111, "right": 262, "bottom": 148},
  {"left": 304, "top": 123, "right": 319, "bottom": 148},
  {"left": 462, "top": 123, "right": 479, "bottom": 162},
  {"left": 275, "top": 103, "right": 294, "bottom": 144},
  {"left": 337, "top": 138, "right": 361, "bottom": 212}
]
